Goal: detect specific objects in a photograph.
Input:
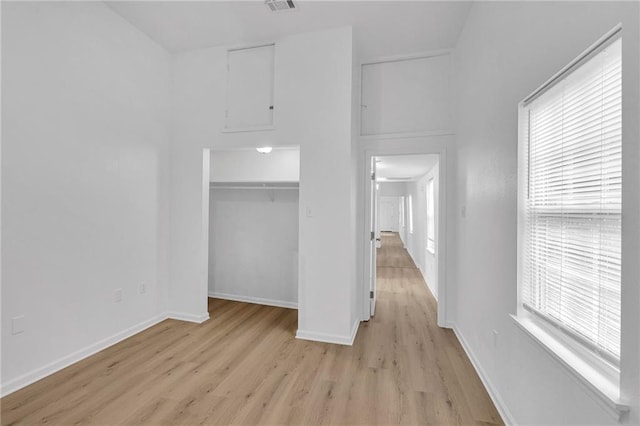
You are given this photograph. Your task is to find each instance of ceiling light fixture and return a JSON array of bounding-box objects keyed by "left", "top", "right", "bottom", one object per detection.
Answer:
[{"left": 256, "top": 146, "right": 273, "bottom": 154}]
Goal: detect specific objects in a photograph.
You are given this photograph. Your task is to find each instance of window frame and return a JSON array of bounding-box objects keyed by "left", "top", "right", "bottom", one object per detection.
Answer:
[{"left": 515, "top": 25, "right": 628, "bottom": 416}]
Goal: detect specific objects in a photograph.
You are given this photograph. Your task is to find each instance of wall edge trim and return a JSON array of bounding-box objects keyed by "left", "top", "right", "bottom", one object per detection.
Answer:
[
  {"left": 295, "top": 324, "right": 358, "bottom": 346},
  {"left": 450, "top": 321, "right": 516, "bottom": 426},
  {"left": 0, "top": 312, "right": 169, "bottom": 398},
  {"left": 167, "top": 311, "right": 210, "bottom": 324},
  {"left": 349, "top": 319, "right": 360, "bottom": 345},
  {"left": 208, "top": 292, "right": 298, "bottom": 310}
]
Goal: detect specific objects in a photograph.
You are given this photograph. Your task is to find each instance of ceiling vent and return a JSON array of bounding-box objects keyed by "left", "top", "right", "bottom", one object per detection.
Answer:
[{"left": 265, "top": 0, "right": 297, "bottom": 12}]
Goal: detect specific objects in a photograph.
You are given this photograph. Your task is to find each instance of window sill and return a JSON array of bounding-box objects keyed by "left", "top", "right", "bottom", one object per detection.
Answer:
[{"left": 511, "top": 315, "right": 629, "bottom": 420}]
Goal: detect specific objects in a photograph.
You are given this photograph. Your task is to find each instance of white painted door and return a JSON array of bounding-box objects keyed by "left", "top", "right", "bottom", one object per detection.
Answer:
[
  {"left": 369, "top": 158, "right": 378, "bottom": 317},
  {"left": 379, "top": 197, "right": 400, "bottom": 232}
]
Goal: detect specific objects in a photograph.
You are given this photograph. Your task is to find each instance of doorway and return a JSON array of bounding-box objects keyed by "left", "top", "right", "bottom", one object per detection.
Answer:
[
  {"left": 207, "top": 147, "right": 301, "bottom": 310},
  {"left": 379, "top": 197, "right": 400, "bottom": 232},
  {"left": 364, "top": 152, "right": 446, "bottom": 326}
]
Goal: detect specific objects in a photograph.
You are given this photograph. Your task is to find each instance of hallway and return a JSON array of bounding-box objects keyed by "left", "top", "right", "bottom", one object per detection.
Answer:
[
  {"left": 366, "top": 231, "right": 502, "bottom": 424},
  {"left": 1, "top": 232, "right": 501, "bottom": 425}
]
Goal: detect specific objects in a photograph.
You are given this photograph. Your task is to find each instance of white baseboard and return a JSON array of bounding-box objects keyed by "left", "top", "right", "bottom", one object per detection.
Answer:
[
  {"left": 0, "top": 312, "right": 168, "bottom": 398},
  {"left": 208, "top": 291, "right": 297, "bottom": 310},
  {"left": 425, "top": 278, "right": 438, "bottom": 301},
  {"left": 166, "top": 311, "right": 210, "bottom": 324},
  {"left": 296, "top": 320, "right": 360, "bottom": 346},
  {"left": 450, "top": 322, "right": 516, "bottom": 425},
  {"left": 0, "top": 308, "right": 215, "bottom": 397},
  {"left": 349, "top": 320, "right": 360, "bottom": 345}
]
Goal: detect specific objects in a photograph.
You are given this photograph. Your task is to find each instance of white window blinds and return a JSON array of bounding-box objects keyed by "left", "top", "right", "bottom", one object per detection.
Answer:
[{"left": 522, "top": 35, "right": 622, "bottom": 362}]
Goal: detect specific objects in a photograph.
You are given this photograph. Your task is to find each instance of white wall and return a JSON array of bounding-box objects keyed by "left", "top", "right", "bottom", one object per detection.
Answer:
[
  {"left": 208, "top": 188, "right": 298, "bottom": 308},
  {"left": 378, "top": 182, "right": 405, "bottom": 197},
  {"left": 350, "top": 41, "right": 362, "bottom": 330},
  {"left": 403, "top": 162, "right": 439, "bottom": 299},
  {"left": 171, "top": 27, "right": 357, "bottom": 344},
  {"left": 361, "top": 53, "right": 452, "bottom": 136},
  {"left": 424, "top": 164, "right": 439, "bottom": 299},
  {"left": 404, "top": 182, "right": 423, "bottom": 269},
  {"left": 452, "top": 2, "right": 640, "bottom": 424},
  {"left": 210, "top": 148, "right": 299, "bottom": 183},
  {"left": 1, "top": 2, "right": 171, "bottom": 394}
]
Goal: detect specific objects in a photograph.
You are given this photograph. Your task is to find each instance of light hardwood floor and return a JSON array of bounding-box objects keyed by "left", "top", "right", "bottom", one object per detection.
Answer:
[{"left": 1, "top": 232, "right": 502, "bottom": 425}]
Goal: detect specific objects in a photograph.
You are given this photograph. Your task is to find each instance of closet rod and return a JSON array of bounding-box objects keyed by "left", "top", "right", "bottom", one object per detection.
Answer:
[
  {"left": 211, "top": 186, "right": 299, "bottom": 190},
  {"left": 210, "top": 182, "right": 299, "bottom": 190}
]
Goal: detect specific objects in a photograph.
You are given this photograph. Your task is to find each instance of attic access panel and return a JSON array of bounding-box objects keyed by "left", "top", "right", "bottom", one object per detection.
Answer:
[{"left": 225, "top": 44, "right": 275, "bottom": 131}]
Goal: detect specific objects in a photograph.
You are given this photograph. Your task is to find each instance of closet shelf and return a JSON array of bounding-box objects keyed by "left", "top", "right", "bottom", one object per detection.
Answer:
[{"left": 210, "top": 181, "right": 299, "bottom": 190}]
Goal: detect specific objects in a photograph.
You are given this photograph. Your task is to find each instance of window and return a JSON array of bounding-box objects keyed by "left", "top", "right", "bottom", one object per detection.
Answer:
[
  {"left": 426, "top": 178, "right": 435, "bottom": 253},
  {"left": 408, "top": 195, "right": 414, "bottom": 234},
  {"left": 517, "top": 28, "right": 622, "bottom": 404},
  {"left": 225, "top": 44, "right": 275, "bottom": 131}
]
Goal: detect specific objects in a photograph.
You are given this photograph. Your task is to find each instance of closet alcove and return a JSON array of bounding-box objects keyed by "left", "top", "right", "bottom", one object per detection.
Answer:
[{"left": 208, "top": 148, "right": 300, "bottom": 309}]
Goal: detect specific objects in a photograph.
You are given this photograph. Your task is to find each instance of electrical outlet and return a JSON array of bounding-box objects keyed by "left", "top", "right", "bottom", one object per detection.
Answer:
[
  {"left": 139, "top": 283, "right": 147, "bottom": 294},
  {"left": 492, "top": 329, "right": 499, "bottom": 347},
  {"left": 12, "top": 316, "right": 25, "bottom": 335},
  {"left": 114, "top": 288, "right": 123, "bottom": 303}
]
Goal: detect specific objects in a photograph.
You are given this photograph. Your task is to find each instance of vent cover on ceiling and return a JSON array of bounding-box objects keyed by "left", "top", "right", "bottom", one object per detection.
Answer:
[{"left": 265, "top": 0, "right": 297, "bottom": 12}]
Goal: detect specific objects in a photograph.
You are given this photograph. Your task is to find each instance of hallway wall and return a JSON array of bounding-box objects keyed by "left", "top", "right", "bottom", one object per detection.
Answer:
[
  {"left": 453, "top": 2, "right": 640, "bottom": 424},
  {"left": 403, "top": 163, "right": 439, "bottom": 299}
]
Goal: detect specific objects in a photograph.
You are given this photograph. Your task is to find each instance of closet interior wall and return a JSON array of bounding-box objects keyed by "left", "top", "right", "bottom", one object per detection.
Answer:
[{"left": 208, "top": 149, "right": 300, "bottom": 309}]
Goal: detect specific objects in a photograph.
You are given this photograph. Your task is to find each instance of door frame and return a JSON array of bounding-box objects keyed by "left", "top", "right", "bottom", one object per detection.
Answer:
[
  {"left": 369, "top": 157, "right": 378, "bottom": 317},
  {"left": 362, "top": 143, "right": 449, "bottom": 328},
  {"left": 204, "top": 146, "right": 302, "bottom": 313}
]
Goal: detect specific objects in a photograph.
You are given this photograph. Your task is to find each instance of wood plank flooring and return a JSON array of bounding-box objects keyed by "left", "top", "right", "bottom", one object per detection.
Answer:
[{"left": 1, "top": 232, "right": 502, "bottom": 425}]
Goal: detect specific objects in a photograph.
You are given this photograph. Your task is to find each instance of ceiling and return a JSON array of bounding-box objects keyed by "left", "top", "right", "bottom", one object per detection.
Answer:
[
  {"left": 105, "top": 1, "right": 471, "bottom": 58},
  {"left": 375, "top": 154, "right": 439, "bottom": 181}
]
